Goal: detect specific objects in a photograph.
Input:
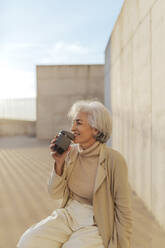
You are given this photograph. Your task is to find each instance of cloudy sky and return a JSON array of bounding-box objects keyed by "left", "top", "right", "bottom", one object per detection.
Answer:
[{"left": 0, "top": 0, "right": 124, "bottom": 99}]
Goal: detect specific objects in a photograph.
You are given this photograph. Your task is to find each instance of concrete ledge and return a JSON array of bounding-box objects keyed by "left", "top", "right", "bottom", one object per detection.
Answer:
[{"left": 0, "top": 119, "right": 36, "bottom": 137}]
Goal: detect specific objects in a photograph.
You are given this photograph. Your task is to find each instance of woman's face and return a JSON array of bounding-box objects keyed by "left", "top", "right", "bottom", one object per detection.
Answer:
[{"left": 71, "top": 112, "right": 98, "bottom": 149}]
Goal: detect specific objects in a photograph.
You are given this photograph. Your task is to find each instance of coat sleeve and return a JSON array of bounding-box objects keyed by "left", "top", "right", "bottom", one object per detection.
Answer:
[
  {"left": 47, "top": 145, "right": 76, "bottom": 203},
  {"left": 47, "top": 162, "right": 69, "bottom": 200},
  {"left": 112, "top": 151, "right": 132, "bottom": 248}
]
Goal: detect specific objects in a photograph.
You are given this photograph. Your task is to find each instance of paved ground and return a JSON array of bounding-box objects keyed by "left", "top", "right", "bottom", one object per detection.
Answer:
[{"left": 0, "top": 136, "right": 165, "bottom": 248}]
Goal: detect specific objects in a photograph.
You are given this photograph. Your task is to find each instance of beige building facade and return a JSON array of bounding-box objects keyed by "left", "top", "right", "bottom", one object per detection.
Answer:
[
  {"left": 105, "top": 0, "right": 165, "bottom": 230},
  {"left": 36, "top": 65, "right": 104, "bottom": 140}
]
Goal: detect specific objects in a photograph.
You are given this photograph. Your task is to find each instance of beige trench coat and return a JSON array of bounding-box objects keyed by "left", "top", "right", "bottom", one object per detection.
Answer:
[{"left": 48, "top": 143, "right": 132, "bottom": 248}]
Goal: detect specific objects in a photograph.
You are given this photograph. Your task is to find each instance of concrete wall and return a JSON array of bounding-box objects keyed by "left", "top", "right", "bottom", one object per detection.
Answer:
[
  {"left": 0, "top": 119, "right": 36, "bottom": 136},
  {"left": 105, "top": 0, "right": 165, "bottom": 230},
  {"left": 37, "top": 65, "right": 104, "bottom": 140}
]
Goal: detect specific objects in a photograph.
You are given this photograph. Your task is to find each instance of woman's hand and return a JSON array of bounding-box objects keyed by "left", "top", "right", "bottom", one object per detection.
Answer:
[{"left": 49, "top": 137, "right": 71, "bottom": 176}]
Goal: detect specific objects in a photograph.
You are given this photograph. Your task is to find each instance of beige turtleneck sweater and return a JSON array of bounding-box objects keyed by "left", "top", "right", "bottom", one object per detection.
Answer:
[{"left": 68, "top": 141, "right": 101, "bottom": 205}]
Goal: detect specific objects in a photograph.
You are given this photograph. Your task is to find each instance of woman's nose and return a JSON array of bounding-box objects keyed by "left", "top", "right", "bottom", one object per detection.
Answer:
[{"left": 71, "top": 122, "right": 76, "bottom": 132}]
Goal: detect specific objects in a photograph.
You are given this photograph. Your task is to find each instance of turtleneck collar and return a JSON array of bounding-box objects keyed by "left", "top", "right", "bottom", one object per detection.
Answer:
[{"left": 77, "top": 141, "right": 101, "bottom": 157}]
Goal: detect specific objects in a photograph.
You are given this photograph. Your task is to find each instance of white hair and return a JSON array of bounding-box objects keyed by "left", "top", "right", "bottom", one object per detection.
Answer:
[{"left": 68, "top": 100, "right": 112, "bottom": 143}]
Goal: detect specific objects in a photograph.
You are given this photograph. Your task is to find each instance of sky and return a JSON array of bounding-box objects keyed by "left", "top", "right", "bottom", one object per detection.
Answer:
[{"left": 0, "top": 0, "right": 124, "bottom": 99}]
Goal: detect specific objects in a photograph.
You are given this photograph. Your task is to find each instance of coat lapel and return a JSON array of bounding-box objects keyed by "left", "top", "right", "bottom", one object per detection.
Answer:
[{"left": 93, "top": 144, "right": 107, "bottom": 194}]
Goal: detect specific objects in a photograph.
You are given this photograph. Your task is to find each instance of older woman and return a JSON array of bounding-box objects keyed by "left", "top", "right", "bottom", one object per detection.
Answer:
[{"left": 17, "top": 100, "right": 132, "bottom": 248}]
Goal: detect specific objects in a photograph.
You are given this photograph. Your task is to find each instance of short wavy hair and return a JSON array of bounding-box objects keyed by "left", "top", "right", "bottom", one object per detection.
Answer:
[{"left": 68, "top": 100, "right": 112, "bottom": 143}]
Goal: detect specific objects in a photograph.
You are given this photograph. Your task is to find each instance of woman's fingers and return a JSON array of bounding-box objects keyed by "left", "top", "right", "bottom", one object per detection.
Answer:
[
  {"left": 50, "top": 135, "right": 58, "bottom": 144},
  {"left": 49, "top": 133, "right": 72, "bottom": 164},
  {"left": 50, "top": 145, "right": 71, "bottom": 160},
  {"left": 49, "top": 143, "right": 55, "bottom": 150}
]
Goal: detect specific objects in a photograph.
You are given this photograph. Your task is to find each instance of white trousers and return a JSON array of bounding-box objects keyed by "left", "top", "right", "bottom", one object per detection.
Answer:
[{"left": 17, "top": 199, "right": 105, "bottom": 248}]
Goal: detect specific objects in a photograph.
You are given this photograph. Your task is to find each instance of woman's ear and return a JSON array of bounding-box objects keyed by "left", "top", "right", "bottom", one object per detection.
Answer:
[
  {"left": 92, "top": 128, "right": 99, "bottom": 137},
  {"left": 94, "top": 129, "right": 105, "bottom": 143}
]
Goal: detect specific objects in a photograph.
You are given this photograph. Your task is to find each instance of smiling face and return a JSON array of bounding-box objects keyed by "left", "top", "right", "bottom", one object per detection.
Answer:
[{"left": 71, "top": 112, "right": 98, "bottom": 149}]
